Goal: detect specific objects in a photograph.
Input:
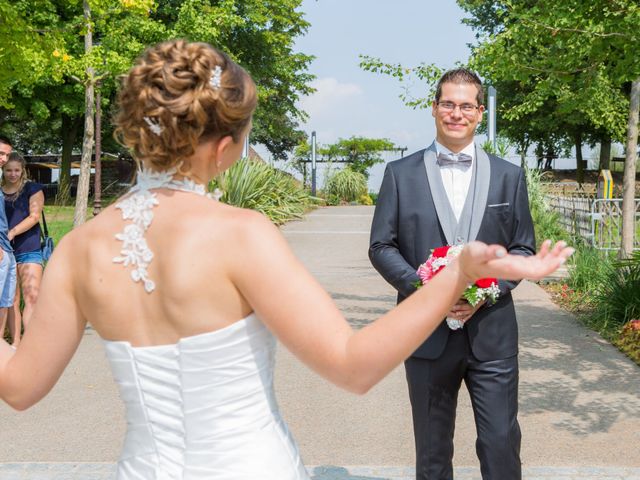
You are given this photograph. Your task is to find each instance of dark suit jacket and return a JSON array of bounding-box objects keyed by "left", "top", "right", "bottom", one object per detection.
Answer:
[{"left": 369, "top": 146, "right": 535, "bottom": 361}]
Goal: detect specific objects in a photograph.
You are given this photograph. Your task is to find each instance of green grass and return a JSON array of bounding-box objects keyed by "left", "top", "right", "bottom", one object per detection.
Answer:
[
  {"left": 525, "top": 167, "right": 568, "bottom": 247},
  {"left": 566, "top": 246, "right": 612, "bottom": 293},
  {"left": 44, "top": 205, "right": 76, "bottom": 243}
]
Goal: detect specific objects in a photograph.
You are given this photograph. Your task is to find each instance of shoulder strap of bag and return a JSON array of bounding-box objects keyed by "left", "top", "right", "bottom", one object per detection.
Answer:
[{"left": 41, "top": 209, "right": 49, "bottom": 238}]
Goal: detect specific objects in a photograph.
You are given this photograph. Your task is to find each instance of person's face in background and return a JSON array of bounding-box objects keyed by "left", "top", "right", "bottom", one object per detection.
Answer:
[
  {"left": 2, "top": 160, "right": 22, "bottom": 185},
  {"left": 0, "top": 141, "right": 12, "bottom": 167}
]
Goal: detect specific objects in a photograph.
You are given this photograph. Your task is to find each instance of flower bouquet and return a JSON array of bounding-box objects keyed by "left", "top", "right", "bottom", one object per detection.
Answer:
[{"left": 415, "top": 244, "right": 500, "bottom": 330}]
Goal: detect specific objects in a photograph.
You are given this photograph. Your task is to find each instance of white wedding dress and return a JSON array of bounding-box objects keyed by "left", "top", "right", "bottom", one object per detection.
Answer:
[{"left": 101, "top": 168, "right": 310, "bottom": 480}]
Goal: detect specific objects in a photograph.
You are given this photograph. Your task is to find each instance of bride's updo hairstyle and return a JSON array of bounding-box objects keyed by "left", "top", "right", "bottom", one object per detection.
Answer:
[{"left": 114, "top": 40, "right": 257, "bottom": 171}]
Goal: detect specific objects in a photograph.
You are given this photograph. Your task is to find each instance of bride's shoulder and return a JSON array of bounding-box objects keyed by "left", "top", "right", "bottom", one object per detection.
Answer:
[
  {"left": 210, "top": 202, "right": 275, "bottom": 235},
  {"left": 202, "top": 203, "right": 280, "bottom": 246}
]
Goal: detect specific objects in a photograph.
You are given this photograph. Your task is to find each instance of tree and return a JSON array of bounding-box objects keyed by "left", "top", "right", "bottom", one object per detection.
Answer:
[
  {"left": 325, "top": 137, "right": 396, "bottom": 178},
  {"left": 292, "top": 136, "right": 397, "bottom": 183},
  {"left": 149, "top": 0, "right": 315, "bottom": 160},
  {"left": 0, "top": 0, "right": 158, "bottom": 205},
  {"left": 1, "top": 0, "right": 315, "bottom": 214},
  {"left": 456, "top": 0, "right": 639, "bottom": 256},
  {"left": 622, "top": 79, "right": 639, "bottom": 257},
  {"left": 359, "top": 56, "right": 444, "bottom": 110},
  {"left": 74, "top": 0, "right": 95, "bottom": 227}
]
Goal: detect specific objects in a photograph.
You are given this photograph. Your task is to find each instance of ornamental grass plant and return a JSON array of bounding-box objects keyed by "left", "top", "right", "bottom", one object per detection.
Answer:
[
  {"left": 211, "top": 157, "right": 311, "bottom": 225},
  {"left": 566, "top": 246, "right": 612, "bottom": 294},
  {"left": 590, "top": 251, "right": 640, "bottom": 331},
  {"left": 324, "top": 168, "right": 367, "bottom": 205},
  {"left": 524, "top": 167, "right": 566, "bottom": 248}
]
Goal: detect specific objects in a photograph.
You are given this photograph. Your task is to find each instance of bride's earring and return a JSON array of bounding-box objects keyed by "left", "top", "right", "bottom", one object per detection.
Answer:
[{"left": 211, "top": 159, "right": 224, "bottom": 201}]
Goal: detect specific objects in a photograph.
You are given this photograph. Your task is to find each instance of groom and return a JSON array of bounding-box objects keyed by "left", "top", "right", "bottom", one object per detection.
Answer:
[{"left": 369, "top": 68, "right": 535, "bottom": 480}]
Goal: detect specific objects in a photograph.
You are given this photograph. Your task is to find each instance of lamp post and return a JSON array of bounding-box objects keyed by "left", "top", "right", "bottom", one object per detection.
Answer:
[
  {"left": 242, "top": 135, "right": 249, "bottom": 158},
  {"left": 311, "top": 131, "right": 317, "bottom": 196},
  {"left": 488, "top": 86, "right": 497, "bottom": 152}
]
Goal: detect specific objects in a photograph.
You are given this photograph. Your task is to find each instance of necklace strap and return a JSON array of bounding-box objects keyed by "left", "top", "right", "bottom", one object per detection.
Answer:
[{"left": 112, "top": 167, "right": 213, "bottom": 293}]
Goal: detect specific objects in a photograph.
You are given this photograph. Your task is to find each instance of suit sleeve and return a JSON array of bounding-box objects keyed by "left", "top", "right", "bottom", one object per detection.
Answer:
[
  {"left": 497, "top": 168, "right": 536, "bottom": 297},
  {"left": 369, "top": 164, "right": 420, "bottom": 299}
]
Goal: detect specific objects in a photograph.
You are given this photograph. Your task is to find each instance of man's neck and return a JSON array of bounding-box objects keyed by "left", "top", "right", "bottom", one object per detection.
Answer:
[{"left": 435, "top": 138, "right": 475, "bottom": 154}]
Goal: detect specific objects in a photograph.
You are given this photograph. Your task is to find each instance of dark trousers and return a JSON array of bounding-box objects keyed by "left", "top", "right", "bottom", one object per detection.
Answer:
[{"left": 405, "top": 330, "right": 521, "bottom": 480}]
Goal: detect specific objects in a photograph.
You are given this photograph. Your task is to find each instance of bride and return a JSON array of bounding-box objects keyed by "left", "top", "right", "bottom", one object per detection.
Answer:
[{"left": 0, "top": 40, "right": 572, "bottom": 479}]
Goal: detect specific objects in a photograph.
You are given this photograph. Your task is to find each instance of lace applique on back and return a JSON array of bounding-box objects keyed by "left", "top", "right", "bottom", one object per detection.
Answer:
[{"left": 113, "top": 167, "right": 212, "bottom": 293}]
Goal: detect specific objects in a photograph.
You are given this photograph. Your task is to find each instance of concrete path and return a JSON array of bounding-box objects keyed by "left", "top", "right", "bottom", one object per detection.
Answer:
[{"left": 1, "top": 205, "right": 638, "bottom": 479}]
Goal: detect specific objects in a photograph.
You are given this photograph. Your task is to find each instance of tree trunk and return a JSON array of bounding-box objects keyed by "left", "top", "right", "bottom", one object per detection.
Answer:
[
  {"left": 73, "top": 0, "right": 94, "bottom": 227},
  {"left": 575, "top": 132, "right": 584, "bottom": 185},
  {"left": 620, "top": 77, "right": 640, "bottom": 259},
  {"left": 519, "top": 139, "right": 530, "bottom": 169},
  {"left": 93, "top": 86, "right": 102, "bottom": 216},
  {"left": 599, "top": 137, "right": 611, "bottom": 171},
  {"left": 56, "top": 113, "right": 81, "bottom": 205}
]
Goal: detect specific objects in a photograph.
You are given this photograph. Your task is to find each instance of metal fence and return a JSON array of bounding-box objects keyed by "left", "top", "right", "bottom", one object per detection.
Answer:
[
  {"left": 545, "top": 194, "right": 594, "bottom": 241},
  {"left": 591, "top": 198, "right": 640, "bottom": 251},
  {"left": 545, "top": 195, "right": 640, "bottom": 251}
]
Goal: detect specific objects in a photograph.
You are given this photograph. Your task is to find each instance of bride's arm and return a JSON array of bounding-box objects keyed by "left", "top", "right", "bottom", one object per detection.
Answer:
[
  {"left": 0, "top": 236, "right": 87, "bottom": 410},
  {"left": 233, "top": 212, "right": 571, "bottom": 395}
]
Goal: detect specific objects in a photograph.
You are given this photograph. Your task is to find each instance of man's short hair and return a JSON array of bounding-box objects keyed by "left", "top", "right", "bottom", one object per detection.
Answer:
[
  {"left": 434, "top": 68, "right": 484, "bottom": 107},
  {"left": 0, "top": 135, "right": 12, "bottom": 148}
]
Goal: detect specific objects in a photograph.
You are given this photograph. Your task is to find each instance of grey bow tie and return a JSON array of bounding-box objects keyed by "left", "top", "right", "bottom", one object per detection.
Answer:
[{"left": 437, "top": 152, "right": 472, "bottom": 167}]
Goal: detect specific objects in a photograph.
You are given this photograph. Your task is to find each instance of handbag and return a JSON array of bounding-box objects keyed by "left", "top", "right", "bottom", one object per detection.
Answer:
[{"left": 40, "top": 210, "right": 55, "bottom": 262}]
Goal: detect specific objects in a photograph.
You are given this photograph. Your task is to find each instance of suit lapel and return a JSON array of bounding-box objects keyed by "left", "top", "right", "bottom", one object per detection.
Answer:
[
  {"left": 468, "top": 144, "right": 491, "bottom": 241},
  {"left": 423, "top": 143, "right": 455, "bottom": 246}
]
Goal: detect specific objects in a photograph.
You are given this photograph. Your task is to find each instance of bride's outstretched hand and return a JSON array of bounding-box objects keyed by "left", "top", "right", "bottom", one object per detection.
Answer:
[{"left": 459, "top": 240, "right": 574, "bottom": 283}]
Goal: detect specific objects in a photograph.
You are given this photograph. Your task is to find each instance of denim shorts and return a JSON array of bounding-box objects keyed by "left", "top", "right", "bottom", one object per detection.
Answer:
[
  {"left": 15, "top": 249, "right": 44, "bottom": 265},
  {"left": 0, "top": 250, "right": 17, "bottom": 308}
]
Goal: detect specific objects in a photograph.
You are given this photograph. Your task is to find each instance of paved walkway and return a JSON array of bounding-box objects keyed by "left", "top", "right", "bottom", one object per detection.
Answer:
[
  {"left": 1, "top": 463, "right": 639, "bottom": 479},
  {"left": 1, "top": 206, "right": 638, "bottom": 479}
]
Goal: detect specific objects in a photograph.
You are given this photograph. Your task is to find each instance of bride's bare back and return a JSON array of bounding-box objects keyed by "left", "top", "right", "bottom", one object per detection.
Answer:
[{"left": 71, "top": 189, "right": 254, "bottom": 347}]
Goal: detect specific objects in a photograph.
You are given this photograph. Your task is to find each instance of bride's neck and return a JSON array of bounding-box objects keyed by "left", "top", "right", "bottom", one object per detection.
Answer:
[
  {"left": 141, "top": 140, "right": 220, "bottom": 185},
  {"left": 178, "top": 141, "right": 218, "bottom": 185}
]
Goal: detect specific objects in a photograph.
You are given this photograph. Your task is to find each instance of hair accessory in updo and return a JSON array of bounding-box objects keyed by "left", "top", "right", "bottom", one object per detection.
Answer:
[
  {"left": 114, "top": 40, "right": 256, "bottom": 172},
  {"left": 209, "top": 65, "right": 223, "bottom": 90},
  {"left": 143, "top": 116, "right": 163, "bottom": 136}
]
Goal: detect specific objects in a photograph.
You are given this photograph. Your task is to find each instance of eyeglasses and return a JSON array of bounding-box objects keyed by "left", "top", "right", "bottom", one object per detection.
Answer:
[{"left": 436, "top": 101, "right": 480, "bottom": 115}]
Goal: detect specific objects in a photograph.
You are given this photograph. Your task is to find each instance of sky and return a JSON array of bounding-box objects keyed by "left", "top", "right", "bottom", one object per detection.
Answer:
[{"left": 259, "top": 0, "right": 480, "bottom": 192}]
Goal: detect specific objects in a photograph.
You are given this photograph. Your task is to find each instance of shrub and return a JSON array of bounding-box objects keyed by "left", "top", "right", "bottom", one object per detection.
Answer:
[
  {"left": 211, "top": 158, "right": 311, "bottom": 225},
  {"left": 524, "top": 167, "right": 566, "bottom": 247},
  {"left": 358, "top": 194, "right": 373, "bottom": 206},
  {"left": 614, "top": 320, "right": 640, "bottom": 365},
  {"left": 590, "top": 251, "right": 640, "bottom": 330},
  {"left": 567, "top": 246, "right": 612, "bottom": 294},
  {"left": 324, "top": 168, "right": 367, "bottom": 203}
]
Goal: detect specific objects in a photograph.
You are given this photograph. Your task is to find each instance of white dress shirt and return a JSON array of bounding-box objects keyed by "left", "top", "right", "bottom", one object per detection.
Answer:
[{"left": 435, "top": 140, "right": 475, "bottom": 222}]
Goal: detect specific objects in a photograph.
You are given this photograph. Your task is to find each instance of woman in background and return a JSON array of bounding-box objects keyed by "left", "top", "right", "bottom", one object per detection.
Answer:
[{"left": 1, "top": 152, "right": 44, "bottom": 346}]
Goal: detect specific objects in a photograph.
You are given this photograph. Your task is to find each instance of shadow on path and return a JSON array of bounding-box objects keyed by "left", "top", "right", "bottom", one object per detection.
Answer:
[
  {"left": 311, "top": 466, "right": 387, "bottom": 480},
  {"left": 517, "top": 300, "right": 640, "bottom": 436}
]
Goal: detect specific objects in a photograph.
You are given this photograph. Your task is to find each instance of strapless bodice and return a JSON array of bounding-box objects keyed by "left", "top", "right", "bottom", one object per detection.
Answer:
[{"left": 103, "top": 314, "right": 309, "bottom": 480}]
